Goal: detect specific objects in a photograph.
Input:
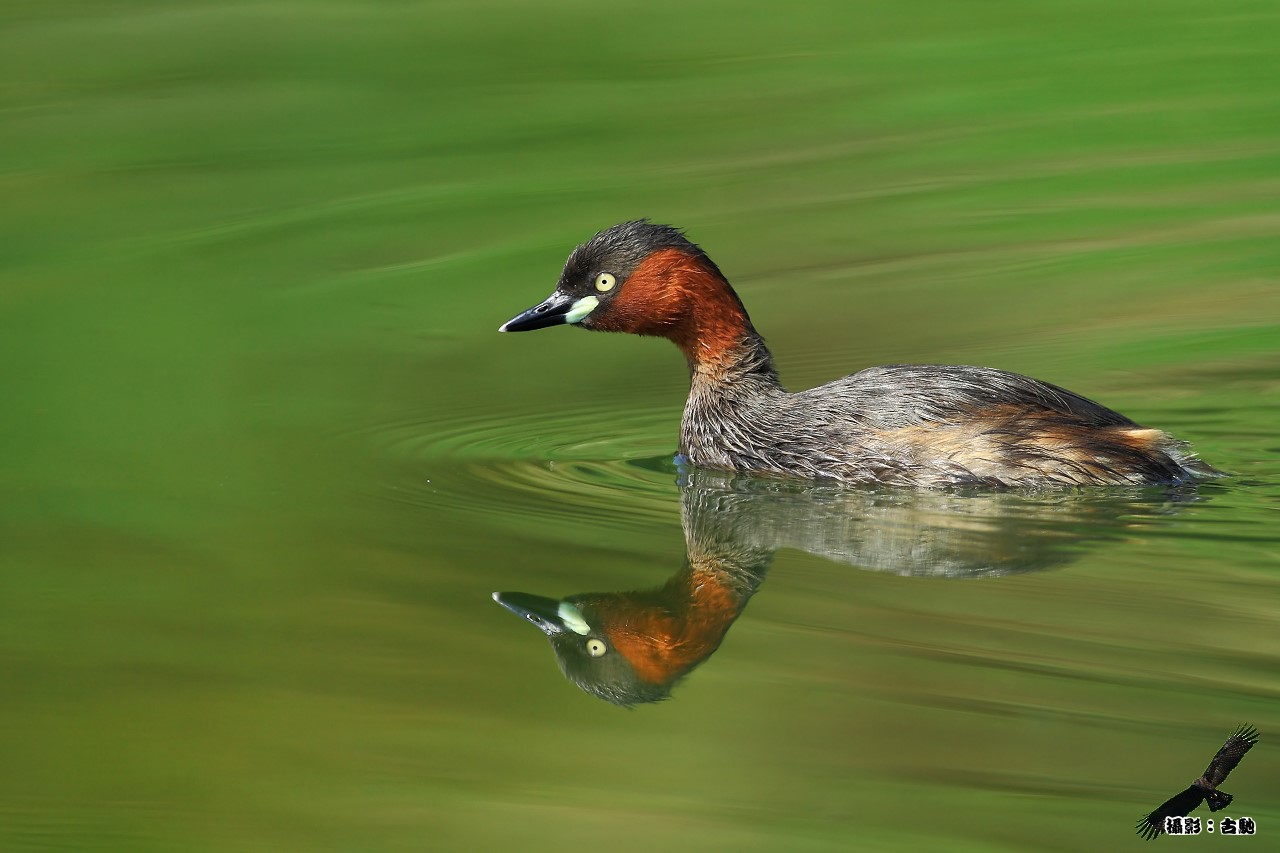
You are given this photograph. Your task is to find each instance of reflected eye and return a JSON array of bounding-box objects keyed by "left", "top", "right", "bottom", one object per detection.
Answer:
[
  {"left": 586, "top": 639, "right": 607, "bottom": 657},
  {"left": 594, "top": 273, "right": 616, "bottom": 293}
]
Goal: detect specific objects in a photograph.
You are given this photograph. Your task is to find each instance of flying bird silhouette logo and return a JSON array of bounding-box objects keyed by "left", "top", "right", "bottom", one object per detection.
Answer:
[{"left": 1136, "top": 725, "right": 1259, "bottom": 839}]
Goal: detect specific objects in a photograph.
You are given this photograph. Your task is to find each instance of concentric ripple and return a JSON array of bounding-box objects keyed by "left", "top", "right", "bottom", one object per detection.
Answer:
[
  {"left": 357, "top": 407, "right": 675, "bottom": 464},
  {"left": 349, "top": 405, "right": 686, "bottom": 535}
]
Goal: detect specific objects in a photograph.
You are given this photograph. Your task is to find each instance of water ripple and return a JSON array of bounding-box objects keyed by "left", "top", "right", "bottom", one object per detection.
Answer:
[{"left": 348, "top": 406, "right": 683, "bottom": 530}]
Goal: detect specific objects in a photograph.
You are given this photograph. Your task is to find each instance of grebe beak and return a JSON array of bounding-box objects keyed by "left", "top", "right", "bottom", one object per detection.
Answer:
[
  {"left": 499, "top": 291, "right": 598, "bottom": 332},
  {"left": 492, "top": 592, "right": 592, "bottom": 636},
  {"left": 499, "top": 290, "right": 574, "bottom": 332}
]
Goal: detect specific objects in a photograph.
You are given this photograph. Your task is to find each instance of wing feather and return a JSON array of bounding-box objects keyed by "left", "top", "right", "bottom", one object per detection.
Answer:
[
  {"left": 815, "top": 365, "right": 1138, "bottom": 429},
  {"left": 1202, "top": 724, "right": 1259, "bottom": 786},
  {"left": 1136, "top": 786, "right": 1205, "bottom": 839}
]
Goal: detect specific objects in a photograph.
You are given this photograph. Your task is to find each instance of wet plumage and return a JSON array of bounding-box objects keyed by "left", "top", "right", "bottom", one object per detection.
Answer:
[
  {"left": 501, "top": 220, "right": 1220, "bottom": 489},
  {"left": 1136, "top": 725, "right": 1259, "bottom": 840}
]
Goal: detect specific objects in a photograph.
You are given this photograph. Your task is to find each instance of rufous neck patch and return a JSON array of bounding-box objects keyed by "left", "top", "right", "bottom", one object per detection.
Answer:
[
  {"left": 597, "top": 248, "right": 755, "bottom": 368},
  {"left": 599, "top": 566, "right": 748, "bottom": 687}
]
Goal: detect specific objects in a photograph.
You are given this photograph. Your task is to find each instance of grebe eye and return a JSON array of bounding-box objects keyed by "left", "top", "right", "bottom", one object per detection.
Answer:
[
  {"left": 586, "top": 639, "right": 607, "bottom": 657},
  {"left": 594, "top": 273, "right": 616, "bottom": 293}
]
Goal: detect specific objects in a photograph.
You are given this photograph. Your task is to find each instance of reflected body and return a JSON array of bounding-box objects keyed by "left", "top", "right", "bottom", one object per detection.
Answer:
[
  {"left": 495, "top": 468, "right": 1197, "bottom": 703},
  {"left": 1136, "top": 725, "right": 1259, "bottom": 839},
  {"left": 502, "top": 221, "right": 1220, "bottom": 489}
]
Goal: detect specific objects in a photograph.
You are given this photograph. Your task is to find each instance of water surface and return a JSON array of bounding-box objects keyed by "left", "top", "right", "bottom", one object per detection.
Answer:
[{"left": 3, "top": 1, "right": 1279, "bottom": 850}]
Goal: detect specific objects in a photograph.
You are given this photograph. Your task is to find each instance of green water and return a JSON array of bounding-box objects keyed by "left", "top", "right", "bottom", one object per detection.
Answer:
[{"left": 3, "top": 1, "right": 1279, "bottom": 850}]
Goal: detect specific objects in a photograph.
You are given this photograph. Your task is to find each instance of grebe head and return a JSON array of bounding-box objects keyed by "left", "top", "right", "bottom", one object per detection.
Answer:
[
  {"left": 499, "top": 220, "right": 748, "bottom": 342},
  {"left": 492, "top": 590, "right": 679, "bottom": 706}
]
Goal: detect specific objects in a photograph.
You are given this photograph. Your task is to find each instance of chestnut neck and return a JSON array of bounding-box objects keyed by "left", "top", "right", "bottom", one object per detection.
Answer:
[
  {"left": 616, "top": 248, "right": 780, "bottom": 388},
  {"left": 679, "top": 306, "right": 776, "bottom": 381},
  {"left": 587, "top": 558, "right": 755, "bottom": 688}
]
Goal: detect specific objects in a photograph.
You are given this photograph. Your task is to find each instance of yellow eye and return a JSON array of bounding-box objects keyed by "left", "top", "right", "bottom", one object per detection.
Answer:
[
  {"left": 586, "top": 639, "right": 607, "bottom": 657},
  {"left": 594, "top": 273, "right": 616, "bottom": 293}
]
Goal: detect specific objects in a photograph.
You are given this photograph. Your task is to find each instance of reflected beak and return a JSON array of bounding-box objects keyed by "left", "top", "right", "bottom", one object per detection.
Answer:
[
  {"left": 492, "top": 592, "right": 591, "bottom": 636},
  {"left": 499, "top": 291, "right": 576, "bottom": 332}
]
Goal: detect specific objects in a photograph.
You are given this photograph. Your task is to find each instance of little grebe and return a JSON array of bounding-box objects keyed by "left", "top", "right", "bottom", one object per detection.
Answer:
[{"left": 500, "top": 220, "right": 1219, "bottom": 488}]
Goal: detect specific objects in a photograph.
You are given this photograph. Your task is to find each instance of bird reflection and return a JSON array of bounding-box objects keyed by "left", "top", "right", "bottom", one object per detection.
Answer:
[{"left": 495, "top": 469, "right": 1203, "bottom": 705}]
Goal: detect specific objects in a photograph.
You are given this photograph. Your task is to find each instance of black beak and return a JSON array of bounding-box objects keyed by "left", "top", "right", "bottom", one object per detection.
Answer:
[
  {"left": 492, "top": 591, "right": 571, "bottom": 636},
  {"left": 499, "top": 291, "right": 575, "bottom": 332}
]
